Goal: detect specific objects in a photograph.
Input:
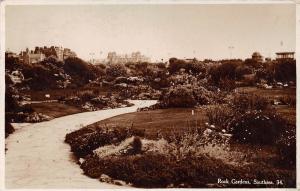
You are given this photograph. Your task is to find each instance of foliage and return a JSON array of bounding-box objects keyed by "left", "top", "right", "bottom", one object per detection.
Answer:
[
  {"left": 168, "top": 58, "right": 205, "bottom": 75},
  {"left": 64, "top": 57, "right": 99, "bottom": 86},
  {"left": 227, "top": 110, "right": 287, "bottom": 145},
  {"left": 22, "top": 64, "right": 63, "bottom": 90},
  {"left": 209, "top": 62, "right": 238, "bottom": 87},
  {"left": 234, "top": 65, "right": 252, "bottom": 80},
  {"left": 274, "top": 59, "right": 296, "bottom": 83},
  {"left": 5, "top": 86, "right": 19, "bottom": 113},
  {"left": 5, "top": 121, "right": 15, "bottom": 138},
  {"left": 230, "top": 93, "right": 269, "bottom": 113},
  {"left": 278, "top": 96, "right": 296, "bottom": 107},
  {"left": 161, "top": 85, "right": 197, "bottom": 107},
  {"left": 206, "top": 105, "right": 234, "bottom": 128},
  {"left": 65, "top": 126, "right": 145, "bottom": 157},
  {"left": 106, "top": 64, "right": 127, "bottom": 79},
  {"left": 275, "top": 125, "right": 296, "bottom": 168},
  {"left": 255, "top": 68, "right": 274, "bottom": 83}
]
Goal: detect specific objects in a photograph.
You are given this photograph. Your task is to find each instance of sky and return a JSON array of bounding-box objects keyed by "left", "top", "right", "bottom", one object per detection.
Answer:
[{"left": 5, "top": 4, "right": 295, "bottom": 61}]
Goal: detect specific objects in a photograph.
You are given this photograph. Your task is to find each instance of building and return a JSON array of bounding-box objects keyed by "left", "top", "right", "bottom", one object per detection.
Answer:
[
  {"left": 27, "top": 53, "right": 45, "bottom": 64},
  {"left": 107, "top": 51, "right": 150, "bottom": 64},
  {"left": 19, "top": 50, "right": 45, "bottom": 64},
  {"left": 275, "top": 52, "right": 295, "bottom": 60},
  {"left": 252, "top": 52, "right": 263, "bottom": 63},
  {"left": 55, "top": 46, "right": 64, "bottom": 61},
  {"left": 5, "top": 51, "right": 19, "bottom": 59},
  {"left": 63, "top": 48, "right": 77, "bottom": 60}
]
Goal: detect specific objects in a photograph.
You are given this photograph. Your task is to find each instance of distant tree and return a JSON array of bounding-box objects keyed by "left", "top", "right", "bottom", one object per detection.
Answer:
[
  {"left": 274, "top": 59, "right": 296, "bottom": 82},
  {"left": 162, "top": 85, "right": 197, "bottom": 107},
  {"left": 64, "top": 57, "right": 98, "bottom": 85},
  {"left": 244, "top": 58, "right": 261, "bottom": 68},
  {"left": 209, "top": 62, "right": 238, "bottom": 86},
  {"left": 106, "top": 63, "right": 127, "bottom": 78},
  {"left": 135, "top": 62, "right": 149, "bottom": 75},
  {"left": 168, "top": 58, "right": 186, "bottom": 74},
  {"left": 235, "top": 65, "right": 252, "bottom": 80}
]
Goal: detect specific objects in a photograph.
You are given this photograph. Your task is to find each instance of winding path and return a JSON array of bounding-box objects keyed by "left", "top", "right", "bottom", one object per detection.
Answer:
[{"left": 5, "top": 100, "right": 157, "bottom": 189}]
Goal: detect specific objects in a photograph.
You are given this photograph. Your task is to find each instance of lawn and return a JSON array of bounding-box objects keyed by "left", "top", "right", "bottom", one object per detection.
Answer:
[
  {"left": 235, "top": 86, "right": 296, "bottom": 124},
  {"left": 236, "top": 86, "right": 296, "bottom": 100},
  {"left": 88, "top": 108, "right": 208, "bottom": 139},
  {"left": 21, "top": 86, "right": 114, "bottom": 101},
  {"left": 29, "top": 102, "right": 83, "bottom": 118}
]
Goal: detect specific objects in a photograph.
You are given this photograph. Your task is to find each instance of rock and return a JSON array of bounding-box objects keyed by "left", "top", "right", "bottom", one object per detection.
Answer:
[
  {"left": 113, "top": 180, "right": 126, "bottom": 186},
  {"left": 99, "top": 174, "right": 113, "bottom": 183},
  {"left": 93, "top": 137, "right": 136, "bottom": 158},
  {"left": 78, "top": 158, "right": 85, "bottom": 164}
]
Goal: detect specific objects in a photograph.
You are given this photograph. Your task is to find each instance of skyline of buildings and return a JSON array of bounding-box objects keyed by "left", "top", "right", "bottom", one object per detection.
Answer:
[
  {"left": 6, "top": 46, "right": 295, "bottom": 65},
  {"left": 6, "top": 46, "right": 77, "bottom": 64}
]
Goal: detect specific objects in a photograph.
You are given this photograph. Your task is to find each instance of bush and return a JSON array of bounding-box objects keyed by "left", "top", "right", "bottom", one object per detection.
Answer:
[
  {"left": 65, "top": 126, "right": 145, "bottom": 157},
  {"left": 22, "top": 64, "right": 63, "bottom": 90},
  {"left": 206, "top": 105, "right": 234, "bottom": 128},
  {"left": 168, "top": 58, "right": 206, "bottom": 75},
  {"left": 78, "top": 90, "right": 96, "bottom": 102},
  {"left": 209, "top": 62, "right": 238, "bottom": 86},
  {"left": 275, "top": 124, "right": 296, "bottom": 168},
  {"left": 106, "top": 64, "right": 127, "bottom": 79},
  {"left": 278, "top": 96, "right": 296, "bottom": 107},
  {"left": 219, "top": 78, "right": 236, "bottom": 91},
  {"left": 5, "top": 86, "right": 19, "bottom": 113},
  {"left": 235, "top": 65, "right": 252, "bottom": 80},
  {"left": 274, "top": 59, "right": 296, "bottom": 83},
  {"left": 64, "top": 57, "right": 98, "bottom": 86},
  {"left": 81, "top": 151, "right": 295, "bottom": 188},
  {"left": 5, "top": 122, "right": 15, "bottom": 138},
  {"left": 81, "top": 153, "right": 239, "bottom": 188},
  {"left": 161, "top": 85, "right": 197, "bottom": 107},
  {"left": 230, "top": 93, "right": 269, "bottom": 113},
  {"left": 227, "top": 110, "right": 287, "bottom": 145},
  {"left": 130, "top": 137, "right": 142, "bottom": 154}
]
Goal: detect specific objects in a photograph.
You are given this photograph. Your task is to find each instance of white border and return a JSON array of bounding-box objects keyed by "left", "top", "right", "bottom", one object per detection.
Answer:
[{"left": 0, "top": 0, "right": 298, "bottom": 191}]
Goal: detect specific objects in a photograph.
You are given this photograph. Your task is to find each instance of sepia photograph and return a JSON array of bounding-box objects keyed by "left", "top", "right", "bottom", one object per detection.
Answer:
[{"left": 2, "top": 0, "right": 297, "bottom": 189}]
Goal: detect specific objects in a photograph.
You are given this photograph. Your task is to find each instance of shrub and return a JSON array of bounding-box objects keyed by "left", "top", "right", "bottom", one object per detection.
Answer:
[
  {"left": 130, "top": 137, "right": 142, "bottom": 154},
  {"left": 230, "top": 93, "right": 269, "bottom": 113},
  {"left": 65, "top": 126, "right": 145, "bottom": 157},
  {"left": 227, "top": 110, "right": 287, "bottom": 145},
  {"left": 5, "top": 122, "right": 14, "bottom": 138},
  {"left": 64, "top": 57, "right": 98, "bottom": 86},
  {"left": 106, "top": 64, "right": 127, "bottom": 78},
  {"left": 21, "top": 104, "right": 34, "bottom": 113},
  {"left": 161, "top": 85, "right": 197, "bottom": 107},
  {"left": 78, "top": 90, "right": 96, "bottom": 102},
  {"left": 81, "top": 153, "right": 239, "bottom": 188},
  {"left": 235, "top": 65, "right": 252, "bottom": 80},
  {"left": 255, "top": 68, "right": 274, "bottom": 83},
  {"left": 22, "top": 64, "right": 63, "bottom": 90},
  {"left": 278, "top": 96, "right": 296, "bottom": 107},
  {"left": 160, "top": 85, "right": 218, "bottom": 107},
  {"left": 219, "top": 78, "right": 236, "bottom": 91},
  {"left": 209, "top": 62, "right": 238, "bottom": 86},
  {"left": 274, "top": 59, "right": 296, "bottom": 83},
  {"left": 275, "top": 124, "right": 296, "bottom": 168},
  {"left": 192, "top": 86, "right": 216, "bottom": 105},
  {"left": 206, "top": 105, "right": 234, "bottom": 128},
  {"left": 5, "top": 86, "right": 19, "bottom": 113},
  {"left": 81, "top": 151, "right": 295, "bottom": 188}
]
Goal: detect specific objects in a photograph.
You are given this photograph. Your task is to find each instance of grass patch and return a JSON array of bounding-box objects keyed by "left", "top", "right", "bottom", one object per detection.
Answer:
[
  {"left": 29, "top": 102, "right": 83, "bottom": 118},
  {"left": 88, "top": 108, "right": 207, "bottom": 139}
]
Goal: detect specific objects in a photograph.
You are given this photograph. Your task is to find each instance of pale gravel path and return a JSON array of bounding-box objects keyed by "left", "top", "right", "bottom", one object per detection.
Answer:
[{"left": 5, "top": 100, "right": 157, "bottom": 189}]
